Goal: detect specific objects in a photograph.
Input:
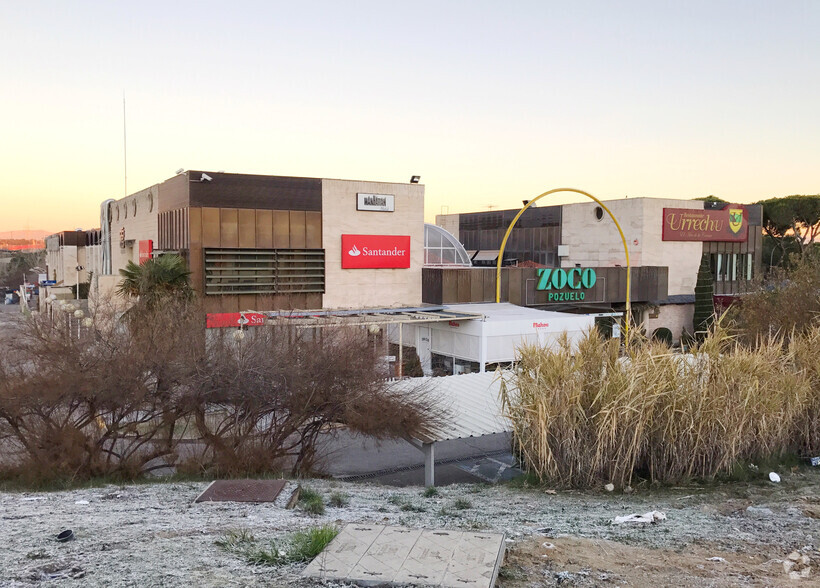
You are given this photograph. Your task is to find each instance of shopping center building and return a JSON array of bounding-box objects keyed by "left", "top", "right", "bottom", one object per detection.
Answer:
[
  {"left": 434, "top": 197, "right": 763, "bottom": 341},
  {"left": 90, "top": 170, "right": 425, "bottom": 313},
  {"left": 43, "top": 171, "right": 762, "bottom": 363}
]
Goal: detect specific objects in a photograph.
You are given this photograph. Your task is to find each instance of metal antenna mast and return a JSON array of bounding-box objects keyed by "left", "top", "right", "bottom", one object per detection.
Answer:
[{"left": 123, "top": 91, "right": 127, "bottom": 197}]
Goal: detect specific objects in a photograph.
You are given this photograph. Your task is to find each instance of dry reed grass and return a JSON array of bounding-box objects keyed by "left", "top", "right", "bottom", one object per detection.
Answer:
[{"left": 500, "top": 321, "right": 820, "bottom": 488}]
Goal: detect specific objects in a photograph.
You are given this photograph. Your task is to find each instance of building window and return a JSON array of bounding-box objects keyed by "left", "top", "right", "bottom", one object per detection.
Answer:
[{"left": 204, "top": 248, "right": 325, "bottom": 295}]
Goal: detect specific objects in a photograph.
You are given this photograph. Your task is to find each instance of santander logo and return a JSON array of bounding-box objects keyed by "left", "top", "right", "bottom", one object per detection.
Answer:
[{"left": 342, "top": 234, "right": 411, "bottom": 269}]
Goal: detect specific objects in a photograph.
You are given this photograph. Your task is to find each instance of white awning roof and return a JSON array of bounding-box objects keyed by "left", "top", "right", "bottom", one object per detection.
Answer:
[{"left": 389, "top": 371, "right": 510, "bottom": 444}]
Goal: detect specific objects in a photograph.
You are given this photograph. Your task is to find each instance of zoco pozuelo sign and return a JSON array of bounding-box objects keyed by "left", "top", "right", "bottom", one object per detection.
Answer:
[{"left": 535, "top": 267, "right": 597, "bottom": 302}]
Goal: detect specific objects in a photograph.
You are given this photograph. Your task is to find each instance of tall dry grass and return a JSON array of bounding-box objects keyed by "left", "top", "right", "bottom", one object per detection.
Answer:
[{"left": 501, "top": 321, "right": 820, "bottom": 488}]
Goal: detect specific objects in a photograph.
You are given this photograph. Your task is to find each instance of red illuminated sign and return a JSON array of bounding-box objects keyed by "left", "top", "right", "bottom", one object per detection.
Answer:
[
  {"left": 206, "top": 312, "right": 267, "bottom": 329},
  {"left": 341, "top": 234, "right": 411, "bottom": 269},
  {"left": 138, "top": 240, "right": 153, "bottom": 264},
  {"left": 662, "top": 206, "right": 748, "bottom": 242}
]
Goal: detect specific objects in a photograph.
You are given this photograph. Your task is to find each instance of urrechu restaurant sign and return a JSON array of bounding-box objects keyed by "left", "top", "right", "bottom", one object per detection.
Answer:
[{"left": 662, "top": 206, "right": 748, "bottom": 242}]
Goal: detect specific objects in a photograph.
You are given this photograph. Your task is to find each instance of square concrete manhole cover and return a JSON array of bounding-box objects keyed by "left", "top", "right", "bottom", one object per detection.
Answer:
[
  {"left": 194, "top": 479, "right": 287, "bottom": 503},
  {"left": 303, "top": 523, "right": 505, "bottom": 587}
]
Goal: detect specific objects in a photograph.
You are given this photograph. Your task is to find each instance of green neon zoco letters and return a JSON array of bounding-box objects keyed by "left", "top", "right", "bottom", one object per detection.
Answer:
[{"left": 536, "top": 268, "right": 597, "bottom": 291}]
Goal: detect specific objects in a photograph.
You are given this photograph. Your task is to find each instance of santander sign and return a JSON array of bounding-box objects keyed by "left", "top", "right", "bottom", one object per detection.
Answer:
[{"left": 341, "top": 234, "right": 411, "bottom": 269}]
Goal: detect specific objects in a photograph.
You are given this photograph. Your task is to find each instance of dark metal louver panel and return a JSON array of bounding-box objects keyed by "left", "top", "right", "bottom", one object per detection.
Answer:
[{"left": 204, "top": 248, "right": 325, "bottom": 295}]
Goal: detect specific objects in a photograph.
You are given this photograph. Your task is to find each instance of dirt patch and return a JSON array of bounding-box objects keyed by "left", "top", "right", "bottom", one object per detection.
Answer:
[{"left": 501, "top": 535, "right": 816, "bottom": 587}]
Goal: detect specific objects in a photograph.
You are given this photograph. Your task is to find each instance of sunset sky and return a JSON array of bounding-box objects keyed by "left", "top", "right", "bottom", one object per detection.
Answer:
[{"left": 1, "top": 1, "right": 818, "bottom": 233}]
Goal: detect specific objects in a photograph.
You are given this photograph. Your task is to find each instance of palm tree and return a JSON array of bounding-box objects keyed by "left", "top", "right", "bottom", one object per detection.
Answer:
[{"left": 117, "top": 254, "right": 193, "bottom": 307}]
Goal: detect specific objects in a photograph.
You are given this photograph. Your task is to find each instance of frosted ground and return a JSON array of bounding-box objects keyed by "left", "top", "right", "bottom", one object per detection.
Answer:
[{"left": 2, "top": 468, "right": 819, "bottom": 587}]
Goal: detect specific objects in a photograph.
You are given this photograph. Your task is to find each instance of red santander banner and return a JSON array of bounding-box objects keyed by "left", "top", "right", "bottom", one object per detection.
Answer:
[
  {"left": 341, "top": 234, "right": 411, "bottom": 269},
  {"left": 206, "top": 312, "right": 267, "bottom": 329},
  {"left": 662, "top": 206, "right": 748, "bottom": 242},
  {"left": 138, "top": 240, "right": 153, "bottom": 264}
]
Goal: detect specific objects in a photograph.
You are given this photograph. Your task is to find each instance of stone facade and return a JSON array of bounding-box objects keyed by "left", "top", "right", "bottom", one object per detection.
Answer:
[
  {"left": 560, "top": 198, "right": 703, "bottom": 297},
  {"left": 321, "top": 179, "right": 424, "bottom": 309}
]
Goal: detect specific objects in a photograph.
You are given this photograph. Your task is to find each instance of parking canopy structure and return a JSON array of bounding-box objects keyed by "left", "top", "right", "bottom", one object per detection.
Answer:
[{"left": 389, "top": 371, "right": 510, "bottom": 486}]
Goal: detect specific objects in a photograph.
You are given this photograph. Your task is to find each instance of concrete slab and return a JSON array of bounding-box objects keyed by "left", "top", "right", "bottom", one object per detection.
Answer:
[{"left": 303, "top": 523, "right": 505, "bottom": 588}]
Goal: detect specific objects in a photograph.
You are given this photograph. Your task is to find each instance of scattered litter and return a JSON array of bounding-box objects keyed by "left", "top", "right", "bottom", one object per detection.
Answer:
[
  {"left": 782, "top": 550, "right": 813, "bottom": 578},
  {"left": 612, "top": 511, "right": 666, "bottom": 524},
  {"left": 745, "top": 505, "right": 774, "bottom": 517},
  {"left": 21, "top": 497, "right": 46, "bottom": 502},
  {"left": 707, "top": 556, "right": 728, "bottom": 563},
  {"left": 542, "top": 542, "right": 556, "bottom": 550},
  {"left": 56, "top": 529, "right": 74, "bottom": 542},
  {"left": 604, "top": 483, "right": 615, "bottom": 492},
  {"left": 74, "top": 500, "right": 90, "bottom": 505},
  {"left": 769, "top": 472, "right": 781, "bottom": 483},
  {"left": 810, "top": 457, "right": 820, "bottom": 467},
  {"left": 285, "top": 486, "right": 301, "bottom": 509}
]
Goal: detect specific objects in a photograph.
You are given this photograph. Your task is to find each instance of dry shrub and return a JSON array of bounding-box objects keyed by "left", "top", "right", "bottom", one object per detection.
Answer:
[
  {"left": 501, "top": 321, "right": 820, "bottom": 488},
  {"left": 187, "top": 326, "right": 443, "bottom": 477},
  {"left": 0, "top": 297, "right": 441, "bottom": 484},
  {"left": 728, "top": 251, "right": 820, "bottom": 345},
  {"left": 0, "top": 298, "right": 203, "bottom": 484}
]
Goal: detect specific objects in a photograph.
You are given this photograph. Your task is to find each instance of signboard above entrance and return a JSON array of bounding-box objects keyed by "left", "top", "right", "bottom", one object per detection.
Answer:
[
  {"left": 206, "top": 312, "right": 267, "bottom": 328},
  {"left": 662, "top": 206, "right": 748, "bottom": 242},
  {"left": 535, "top": 267, "right": 597, "bottom": 302},
  {"left": 357, "top": 193, "right": 395, "bottom": 212},
  {"left": 341, "top": 234, "right": 411, "bottom": 269},
  {"left": 138, "top": 240, "right": 153, "bottom": 264}
]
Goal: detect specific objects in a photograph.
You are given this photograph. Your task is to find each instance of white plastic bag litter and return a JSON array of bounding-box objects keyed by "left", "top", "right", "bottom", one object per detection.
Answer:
[{"left": 612, "top": 511, "right": 666, "bottom": 524}]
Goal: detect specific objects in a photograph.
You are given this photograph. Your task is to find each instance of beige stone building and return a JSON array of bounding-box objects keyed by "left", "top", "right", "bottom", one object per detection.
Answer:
[
  {"left": 95, "top": 171, "right": 424, "bottom": 313},
  {"left": 435, "top": 197, "right": 763, "bottom": 342}
]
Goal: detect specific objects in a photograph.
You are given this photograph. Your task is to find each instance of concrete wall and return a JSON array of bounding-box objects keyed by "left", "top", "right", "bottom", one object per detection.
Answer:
[
  {"left": 435, "top": 213, "right": 461, "bottom": 242},
  {"left": 560, "top": 198, "right": 703, "bottom": 296},
  {"left": 642, "top": 303, "right": 695, "bottom": 344},
  {"left": 108, "top": 185, "right": 159, "bottom": 277},
  {"left": 45, "top": 245, "right": 78, "bottom": 286},
  {"left": 321, "top": 179, "right": 424, "bottom": 309}
]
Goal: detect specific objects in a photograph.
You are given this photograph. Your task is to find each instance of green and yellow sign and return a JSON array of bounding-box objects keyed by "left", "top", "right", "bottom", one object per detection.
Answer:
[{"left": 536, "top": 267, "right": 597, "bottom": 301}]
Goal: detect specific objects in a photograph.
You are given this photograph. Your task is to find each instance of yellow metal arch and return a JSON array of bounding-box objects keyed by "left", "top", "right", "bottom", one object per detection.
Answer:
[{"left": 494, "top": 188, "right": 631, "bottom": 338}]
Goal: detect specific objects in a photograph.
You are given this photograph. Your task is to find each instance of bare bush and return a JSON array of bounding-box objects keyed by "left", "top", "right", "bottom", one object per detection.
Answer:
[
  {"left": 728, "top": 250, "right": 820, "bottom": 344},
  {"left": 501, "top": 321, "right": 820, "bottom": 488},
  {"left": 186, "top": 326, "right": 444, "bottom": 477},
  {"left": 0, "top": 299, "right": 202, "bottom": 484},
  {"left": 0, "top": 298, "right": 442, "bottom": 485}
]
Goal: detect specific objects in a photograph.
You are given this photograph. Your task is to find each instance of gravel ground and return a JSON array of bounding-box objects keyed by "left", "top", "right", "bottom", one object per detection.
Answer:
[{"left": 1, "top": 467, "right": 819, "bottom": 587}]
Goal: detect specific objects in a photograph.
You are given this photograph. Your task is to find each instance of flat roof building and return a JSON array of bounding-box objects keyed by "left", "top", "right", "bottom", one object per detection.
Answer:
[
  {"left": 96, "top": 171, "right": 424, "bottom": 313},
  {"left": 434, "top": 198, "right": 763, "bottom": 342}
]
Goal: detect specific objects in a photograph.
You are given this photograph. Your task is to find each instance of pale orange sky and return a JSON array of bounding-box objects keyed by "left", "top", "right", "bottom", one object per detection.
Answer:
[{"left": 1, "top": 1, "right": 818, "bottom": 233}]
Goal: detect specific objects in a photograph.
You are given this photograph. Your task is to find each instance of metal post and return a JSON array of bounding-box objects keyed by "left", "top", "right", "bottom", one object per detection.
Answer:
[
  {"left": 423, "top": 442, "right": 435, "bottom": 487},
  {"left": 398, "top": 322, "right": 403, "bottom": 379}
]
